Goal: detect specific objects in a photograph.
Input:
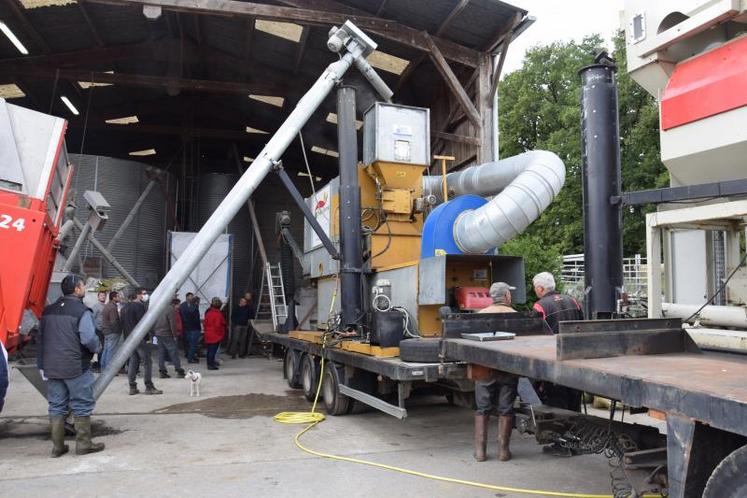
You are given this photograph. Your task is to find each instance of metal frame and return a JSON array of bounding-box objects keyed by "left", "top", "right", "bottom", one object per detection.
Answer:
[{"left": 646, "top": 200, "right": 747, "bottom": 317}]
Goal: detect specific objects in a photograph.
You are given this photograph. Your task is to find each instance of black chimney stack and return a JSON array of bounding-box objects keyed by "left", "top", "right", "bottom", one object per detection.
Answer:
[
  {"left": 578, "top": 52, "right": 623, "bottom": 319},
  {"left": 336, "top": 85, "right": 363, "bottom": 330}
]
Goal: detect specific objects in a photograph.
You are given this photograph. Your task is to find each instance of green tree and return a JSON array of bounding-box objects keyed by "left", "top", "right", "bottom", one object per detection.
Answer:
[
  {"left": 497, "top": 32, "right": 667, "bottom": 258},
  {"left": 500, "top": 234, "right": 563, "bottom": 308}
]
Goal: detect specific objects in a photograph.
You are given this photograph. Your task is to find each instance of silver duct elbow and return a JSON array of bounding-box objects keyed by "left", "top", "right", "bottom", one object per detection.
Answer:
[{"left": 423, "top": 150, "right": 566, "bottom": 254}]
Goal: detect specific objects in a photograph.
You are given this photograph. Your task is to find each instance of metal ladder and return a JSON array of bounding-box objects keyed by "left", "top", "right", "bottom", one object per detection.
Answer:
[{"left": 257, "top": 262, "right": 288, "bottom": 329}]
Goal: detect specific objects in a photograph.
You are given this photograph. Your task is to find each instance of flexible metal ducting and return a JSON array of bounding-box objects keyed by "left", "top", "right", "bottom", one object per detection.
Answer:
[{"left": 422, "top": 150, "right": 566, "bottom": 253}]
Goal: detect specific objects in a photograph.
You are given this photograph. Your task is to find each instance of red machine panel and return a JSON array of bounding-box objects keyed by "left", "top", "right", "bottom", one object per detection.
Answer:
[
  {"left": 455, "top": 286, "right": 493, "bottom": 311},
  {"left": 0, "top": 102, "right": 71, "bottom": 353},
  {"left": 661, "top": 35, "right": 747, "bottom": 130}
]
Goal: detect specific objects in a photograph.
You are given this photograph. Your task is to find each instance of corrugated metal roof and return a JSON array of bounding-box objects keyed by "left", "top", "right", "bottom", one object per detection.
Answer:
[{"left": 0, "top": 0, "right": 527, "bottom": 177}]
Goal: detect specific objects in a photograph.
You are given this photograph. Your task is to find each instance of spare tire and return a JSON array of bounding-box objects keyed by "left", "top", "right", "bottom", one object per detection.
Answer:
[
  {"left": 399, "top": 338, "right": 441, "bottom": 363},
  {"left": 703, "top": 444, "right": 747, "bottom": 498}
]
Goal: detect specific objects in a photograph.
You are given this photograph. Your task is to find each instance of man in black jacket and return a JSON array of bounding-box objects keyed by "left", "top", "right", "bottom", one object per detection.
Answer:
[
  {"left": 532, "top": 272, "right": 584, "bottom": 413},
  {"left": 37, "top": 275, "right": 105, "bottom": 457},
  {"left": 121, "top": 288, "right": 163, "bottom": 396},
  {"left": 179, "top": 292, "right": 202, "bottom": 363}
]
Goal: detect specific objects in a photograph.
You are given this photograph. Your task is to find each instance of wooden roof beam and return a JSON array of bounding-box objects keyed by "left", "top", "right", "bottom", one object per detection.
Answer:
[
  {"left": 435, "top": 0, "right": 469, "bottom": 37},
  {"left": 89, "top": 0, "right": 481, "bottom": 67},
  {"left": 1, "top": 65, "right": 288, "bottom": 95},
  {"left": 0, "top": 42, "right": 156, "bottom": 68},
  {"left": 293, "top": 26, "right": 310, "bottom": 74},
  {"left": 3, "top": 0, "right": 50, "bottom": 53},
  {"left": 77, "top": 0, "right": 104, "bottom": 47},
  {"left": 424, "top": 32, "right": 480, "bottom": 127}
]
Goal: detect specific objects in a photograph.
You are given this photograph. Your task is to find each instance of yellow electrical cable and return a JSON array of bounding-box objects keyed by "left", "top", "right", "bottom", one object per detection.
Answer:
[{"left": 272, "top": 275, "right": 655, "bottom": 498}]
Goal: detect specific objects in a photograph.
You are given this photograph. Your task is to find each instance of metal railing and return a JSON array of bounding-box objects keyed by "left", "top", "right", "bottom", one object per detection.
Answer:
[{"left": 561, "top": 254, "right": 648, "bottom": 317}]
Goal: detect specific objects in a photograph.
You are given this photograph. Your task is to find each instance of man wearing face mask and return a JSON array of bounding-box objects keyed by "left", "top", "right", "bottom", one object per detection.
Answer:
[
  {"left": 121, "top": 288, "right": 163, "bottom": 396},
  {"left": 37, "top": 275, "right": 105, "bottom": 457}
]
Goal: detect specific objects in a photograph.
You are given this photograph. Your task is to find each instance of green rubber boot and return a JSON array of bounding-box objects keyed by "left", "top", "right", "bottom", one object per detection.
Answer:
[
  {"left": 50, "top": 416, "right": 69, "bottom": 458},
  {"left": 74, "top": 416, "right": 105, "bottom": 455}
]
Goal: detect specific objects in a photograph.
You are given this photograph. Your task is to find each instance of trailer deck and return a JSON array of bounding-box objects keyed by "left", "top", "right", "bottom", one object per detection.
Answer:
[
  {"left": 264, "top": 331, "right": 468, "bottom": 382},
  {"left": 443, "top": 335, "right": 747, "bottom": 437}
]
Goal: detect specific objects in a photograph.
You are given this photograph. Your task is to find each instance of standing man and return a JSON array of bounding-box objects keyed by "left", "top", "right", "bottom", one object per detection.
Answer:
[
  {"left": 37, "top": 275, "right": 105, "bottom": 457},
  {"left": 203, "top": 298, "right": 226, "bottom": 371},
  {"left": 91, "top": 291, "right": 107, "bottom": 372},
  {"left": 179, "top": 292, "right": 201, "bottom": 364},
  {"left": 228, "top": 297, "right": 251, "bottom": 358},
  {"left": 532, "top": 272, "right": 584, "bottom": 413},
  {"left": 100, "top": 291, "right": 122, "bottom": 370},
  {"left": 156, "top": 299, "right": 186, "bottom": 379},
  {"left": 472, "top": 282, "right": 518, "bottom": 462},
  {"left": 121, "top": 288, "right": 163, "bottom": 396}
]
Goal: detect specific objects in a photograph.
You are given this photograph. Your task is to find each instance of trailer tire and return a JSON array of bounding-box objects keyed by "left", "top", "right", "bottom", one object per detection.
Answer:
[
  {"left": 703, "top": 444, "right": 747, "bottom": 498},
  {"left": 399, "top": 338, "right": 441, "bottom": 363},
  {"left": 283, "top": 348, "right": 301, "bottom": 389},
  {"left": 322, "top": 362, "right": 349, "bottom": 416},
  {"left": 301, "top": 354, "right": 320, "bottom": 402}
]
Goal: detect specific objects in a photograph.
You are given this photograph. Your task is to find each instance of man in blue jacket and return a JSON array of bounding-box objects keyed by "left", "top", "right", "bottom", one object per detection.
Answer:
[
  {"left": 179, "top": 292, "right": 201, "bottom": 363},
  {"left": 37, "top": 275, "right": 105, "bottom": 457}
]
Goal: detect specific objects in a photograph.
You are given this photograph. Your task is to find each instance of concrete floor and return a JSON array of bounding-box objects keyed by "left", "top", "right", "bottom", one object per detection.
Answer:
[{"left": 1, "top": 355, "right": 647, "bottom": 497}]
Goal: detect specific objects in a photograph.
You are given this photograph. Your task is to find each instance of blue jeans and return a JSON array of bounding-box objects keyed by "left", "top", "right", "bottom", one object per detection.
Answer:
[
  {"left": 185, "top": 330, "right": 201, "bottom": 361},
  {"left": 127, "top": 343, "right": 154, "bottom": 387},
  {"left": 158, "top": 336, "right": 182, "bottom": 372},
  {"left": 47, "top": 370, "right": 96, "bottom": 417},
  {"left": 206, "top": 343, "right": 219, "bottom": 368},
  {"left": 101, "top": 333, "right": 122, "bottom": 371}
]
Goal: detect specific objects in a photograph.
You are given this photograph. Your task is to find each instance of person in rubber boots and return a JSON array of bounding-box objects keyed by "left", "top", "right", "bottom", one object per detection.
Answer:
[
  {"left": 473, "top": 282, "right": 519, "bottom": 462},
  {"left": 37, "top": 275, "right": 105, "bottom": 457}
]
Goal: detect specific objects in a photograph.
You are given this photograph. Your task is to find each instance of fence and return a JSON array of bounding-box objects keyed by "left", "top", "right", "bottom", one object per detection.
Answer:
[{"left": 561, "top": 254, "right": 648, "bottom": 317}]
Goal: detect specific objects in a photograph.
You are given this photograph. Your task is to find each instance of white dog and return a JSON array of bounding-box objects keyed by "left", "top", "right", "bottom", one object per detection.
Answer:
[{"left": 184, "top": 369, "right": 202, "bottom": 397}]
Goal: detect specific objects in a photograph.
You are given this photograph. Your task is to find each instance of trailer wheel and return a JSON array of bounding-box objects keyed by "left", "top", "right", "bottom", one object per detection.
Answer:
[
  {"left": 283, "top": 348, "right": 301, "bottom": 389},
  {"left": 703, "top": 444, "right": 747, "bottom": 498},
  {"left": 301, "top": 354, "right": 320, "bottom": 402},
  {"left": 322, "top": 362, "right": 349, "bottom": 416}
]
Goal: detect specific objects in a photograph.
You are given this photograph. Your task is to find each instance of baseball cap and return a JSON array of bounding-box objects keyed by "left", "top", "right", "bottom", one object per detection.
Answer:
[{"left": 489, "top": 282, "right": 516, "bottom": 301}]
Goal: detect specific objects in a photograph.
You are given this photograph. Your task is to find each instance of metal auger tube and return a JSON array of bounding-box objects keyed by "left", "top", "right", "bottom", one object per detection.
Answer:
[{"left": 93, "top": 47, "right": 363, "bottom": 399}]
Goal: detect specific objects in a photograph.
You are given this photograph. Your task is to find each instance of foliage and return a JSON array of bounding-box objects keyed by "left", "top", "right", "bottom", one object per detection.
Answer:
[
  {"left": 497, "top": 32, "right": 667, "bottom": 257},
  {"left": 500, "top": 234, "right": 563, "bottom": 308}
]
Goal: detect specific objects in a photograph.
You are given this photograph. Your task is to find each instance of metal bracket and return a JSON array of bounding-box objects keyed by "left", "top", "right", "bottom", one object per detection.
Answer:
[
  {"left": 339, "top": 384, "right": 407, "bottom": 419},
  {"left": 273, "top": 167, "right": 340, "bottom": 260}
]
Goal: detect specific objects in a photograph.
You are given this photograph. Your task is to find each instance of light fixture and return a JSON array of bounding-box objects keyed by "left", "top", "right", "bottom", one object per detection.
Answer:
[
  {"left": 243, "top": 156, "right": 255, "bottom": 163},
  {"left": 245, "top": 126, "right": 268, "bottom": 134},
  {"left": 60, "top": 96, "right": 79, "bottom": 116},
  {"left": 0, "top": 22, "right": 29, "bottom": 55}
]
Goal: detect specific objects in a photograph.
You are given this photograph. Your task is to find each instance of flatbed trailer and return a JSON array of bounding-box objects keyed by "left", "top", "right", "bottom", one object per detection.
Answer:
[
  {"left": 441, "top": 320, "right": 747, "bottom": 498},
  {"left": 262, "top": 331, "right": 469, "bottom": 419}
]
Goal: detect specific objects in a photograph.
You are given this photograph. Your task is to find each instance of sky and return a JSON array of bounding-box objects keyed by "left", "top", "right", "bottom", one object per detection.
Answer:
[{"left": 501, "top": 0, "right": 625, "bottom": 75}]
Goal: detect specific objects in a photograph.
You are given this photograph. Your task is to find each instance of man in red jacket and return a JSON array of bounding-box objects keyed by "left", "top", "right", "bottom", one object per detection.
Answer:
[{"left": 203, "top": 297, "right": 226, "bottom": 371}]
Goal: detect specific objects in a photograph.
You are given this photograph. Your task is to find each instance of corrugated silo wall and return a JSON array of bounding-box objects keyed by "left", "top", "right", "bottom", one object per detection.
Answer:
[{"left": 68, "top": 154, "right": 177, "bottom": 290}]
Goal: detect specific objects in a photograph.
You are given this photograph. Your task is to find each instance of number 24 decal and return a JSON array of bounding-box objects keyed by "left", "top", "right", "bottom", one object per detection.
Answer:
[{"left": 0, "top": 214, "right": 26, "bottom": 232}]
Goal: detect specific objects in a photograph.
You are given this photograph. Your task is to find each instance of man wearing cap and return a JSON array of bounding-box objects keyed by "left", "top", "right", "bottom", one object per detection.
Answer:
[
  {"left": 472, "top": 282, "right": 518, "bottom": 462},
  {"left": 37, "top": 275, "right": 105, "bottom": 457}
]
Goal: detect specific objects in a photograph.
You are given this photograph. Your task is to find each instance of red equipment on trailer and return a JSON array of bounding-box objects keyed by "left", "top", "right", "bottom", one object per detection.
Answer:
[{"left": 0, "top": 99, "right": 73, "bottom": 354}]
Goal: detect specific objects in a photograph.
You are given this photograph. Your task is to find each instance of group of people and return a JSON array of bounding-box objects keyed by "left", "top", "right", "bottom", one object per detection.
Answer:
[
  {"left": 35, "top": 275, "right": 256, "bottom": 457},
  {"left": 472, "top": 271, "right": 583, "bottom": 463}
]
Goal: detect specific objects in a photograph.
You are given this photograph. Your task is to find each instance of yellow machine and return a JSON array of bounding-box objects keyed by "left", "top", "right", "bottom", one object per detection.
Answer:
[{"left": 298, "top": 102, "right": 525, "bottom": 354}]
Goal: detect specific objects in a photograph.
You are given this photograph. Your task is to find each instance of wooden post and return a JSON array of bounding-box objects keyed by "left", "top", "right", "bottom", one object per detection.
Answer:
[
  {"left": 433, "top": 154, "right": 455, "bottom": 201},
  {"left": 476, "top": 53, "right": 495, "bottom": 163}
]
